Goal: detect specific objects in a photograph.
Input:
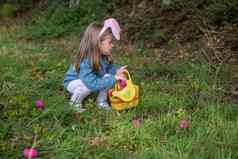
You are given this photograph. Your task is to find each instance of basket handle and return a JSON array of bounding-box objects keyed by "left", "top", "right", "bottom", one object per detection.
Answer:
[
  {"left": 114, "top": 69, "right": 132, "bottom": 91},
  {"left": 112, "top": 69, "right": 136, "bottom": 102}
]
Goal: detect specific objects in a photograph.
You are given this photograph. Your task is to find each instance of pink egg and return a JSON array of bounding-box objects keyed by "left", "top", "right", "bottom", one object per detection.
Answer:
[
  {"left": 35, "top": 100, "right": 44, "bottom": 109},
  {"left": 132, "top": 118, "right": 141, "bottom": 128},
  {"left": 119, "top": 79, "right": 127, "bottom": 88},
  {"left": 179, "top": 119, "right": 189, "bottom": 129},
  {"left": 23, "top": 148, "right": 38, "bottom": 158}
]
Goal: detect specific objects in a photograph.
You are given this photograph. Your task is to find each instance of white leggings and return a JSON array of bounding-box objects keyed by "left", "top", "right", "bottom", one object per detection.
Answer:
[{"left": 66, "top": 79, "right": 109, "bottom": 105}]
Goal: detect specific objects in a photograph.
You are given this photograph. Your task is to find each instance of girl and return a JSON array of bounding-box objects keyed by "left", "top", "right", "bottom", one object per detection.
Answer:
[{"left": 63, "top": 18, "right": 127, "bottom": 112}]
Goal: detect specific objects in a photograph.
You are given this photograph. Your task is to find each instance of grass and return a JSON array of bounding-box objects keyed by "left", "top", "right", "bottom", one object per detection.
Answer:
[{"left": 0, "top": 25, "right": 238, "bottom": 159}]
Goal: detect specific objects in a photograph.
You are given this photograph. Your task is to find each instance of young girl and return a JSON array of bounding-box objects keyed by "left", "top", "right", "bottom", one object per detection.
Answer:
[{"left": 63, "top": 18, "right": 127, "bottom": 112}]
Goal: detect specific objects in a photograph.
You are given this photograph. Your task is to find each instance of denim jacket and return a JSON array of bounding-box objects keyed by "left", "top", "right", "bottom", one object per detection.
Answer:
[{"left": 63, "top": 57, "right": 118, "bottom": 92}]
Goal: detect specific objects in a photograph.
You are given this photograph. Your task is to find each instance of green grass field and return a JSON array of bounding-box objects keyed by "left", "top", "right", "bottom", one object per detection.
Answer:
[{"left": 0, "top": 25, "right": 238, "bottom": 159}]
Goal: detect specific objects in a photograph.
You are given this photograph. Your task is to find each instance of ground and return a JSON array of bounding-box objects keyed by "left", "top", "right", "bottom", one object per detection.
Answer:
[{"left": 0, "top": 22, "right": 238, "bottom": 158}]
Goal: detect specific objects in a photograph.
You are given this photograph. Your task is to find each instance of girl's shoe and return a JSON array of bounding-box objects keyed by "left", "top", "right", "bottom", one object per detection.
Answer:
[
  {"left": 74, "top": 103, "right": 87, "bottom": 113},
  {"left": 70, "top": 102, "right": 86, "bottom": 113},
  {"left": 97, "top": 102, "right": 111, "bottom": 111}
]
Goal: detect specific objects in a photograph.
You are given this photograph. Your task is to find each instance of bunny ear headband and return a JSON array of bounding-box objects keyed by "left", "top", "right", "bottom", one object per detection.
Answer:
[{"left": 98, "top": 18, "right": 121, "bottom": 40}]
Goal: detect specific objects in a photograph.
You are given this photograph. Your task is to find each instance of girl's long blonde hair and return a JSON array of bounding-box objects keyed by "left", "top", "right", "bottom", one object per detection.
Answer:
[{"left": 73, "top": 22, "right": 113, "bottom": 73}]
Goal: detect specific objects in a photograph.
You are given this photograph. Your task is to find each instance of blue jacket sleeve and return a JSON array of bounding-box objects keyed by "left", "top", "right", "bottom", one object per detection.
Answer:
[
  {"left": 107, "top": 64, "right": 118, "bottom": 75},
  {"left": 80, "top": 61, "right": 116, "bottom": 92}
]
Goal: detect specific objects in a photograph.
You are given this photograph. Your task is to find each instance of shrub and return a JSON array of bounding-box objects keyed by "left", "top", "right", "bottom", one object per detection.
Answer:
[
  {"left": 206, "top": 0, "right": 238, "bottom": 24},
  {"left": 1, "top": 3, "right": 17, "bottom": 18},
  {"left": 22, "top": 0, "right": 107, "bottom": 40}
]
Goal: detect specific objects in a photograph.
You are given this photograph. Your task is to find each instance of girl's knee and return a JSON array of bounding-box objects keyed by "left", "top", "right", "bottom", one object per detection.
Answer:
[{"left": 74, "top": 87, "right": 91, "bottom": 96}]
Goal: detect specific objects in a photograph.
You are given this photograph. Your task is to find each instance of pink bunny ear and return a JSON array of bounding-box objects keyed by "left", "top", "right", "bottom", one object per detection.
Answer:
[{"left": 99, "top": 18, "right": 121, "bottom": 40}]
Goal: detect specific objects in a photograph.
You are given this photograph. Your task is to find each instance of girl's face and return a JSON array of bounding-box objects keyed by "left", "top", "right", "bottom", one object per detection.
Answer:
[{"left": 100, "top": 34, "right": 114, "bottom": 56}]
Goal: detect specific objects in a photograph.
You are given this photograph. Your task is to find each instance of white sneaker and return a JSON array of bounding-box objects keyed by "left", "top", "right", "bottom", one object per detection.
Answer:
[
  {"left": 70, "top": 102, "right": 86, "bottom": 113},
  {"left": 74, "top": 103, "right": 87, "bottom": 113},
  {"left": 97, "top": 102, "right": 111, "bottom": 111}
]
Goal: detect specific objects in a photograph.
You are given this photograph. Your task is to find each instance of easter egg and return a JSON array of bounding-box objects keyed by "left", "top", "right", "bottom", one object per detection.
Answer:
[
  {"left": 119, "top": 79, "right": 127, "bottom": 88},
  {"left": 23, "top": 148, "right": 38, "bottom": 158},
  {"left": 35, "top": 100, "right": 44, "bottom": 109},
  {"left": 132, "top": 118, "right": 141, "bottom": 128},
  {"left": 179, "top": 119, "right": 189, "bottom": 129}
]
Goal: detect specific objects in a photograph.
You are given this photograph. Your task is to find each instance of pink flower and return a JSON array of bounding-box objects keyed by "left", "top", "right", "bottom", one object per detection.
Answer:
[
  {"left": 35, "top": 100, "right": 44, "bottom": 109},
  {"left": 179, "top": 119, "right": 189, "bottom": 129},
  {"left": 23, "top": 148, "right": 38, "bottom": 158}
]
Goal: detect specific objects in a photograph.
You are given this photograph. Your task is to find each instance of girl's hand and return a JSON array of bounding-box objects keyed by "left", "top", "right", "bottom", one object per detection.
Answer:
[
  {"left": 115, "top": 74, "right": 126, "bottom": 81},
  {"left": 116, "top": 65, "right": 127, "bottom": 75}
]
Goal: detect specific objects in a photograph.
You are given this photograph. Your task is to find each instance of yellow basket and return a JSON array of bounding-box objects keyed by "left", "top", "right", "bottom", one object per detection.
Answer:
[{"left": 108, "top": 70, "right": 139, "bottom": 110}]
